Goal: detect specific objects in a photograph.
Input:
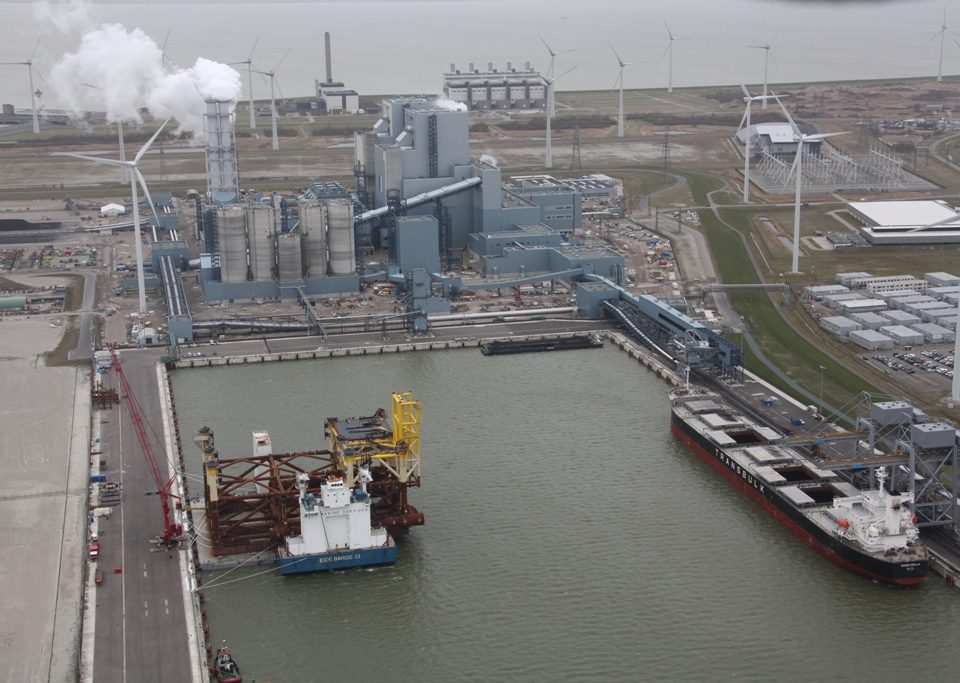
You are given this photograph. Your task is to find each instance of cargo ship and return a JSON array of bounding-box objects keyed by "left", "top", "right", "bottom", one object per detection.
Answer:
[
  {"left": 277, "top": 469, "right": 397, "bottom": 575},
  {"left": 670, "top": 389, "right": 928, "bottom": 585}
]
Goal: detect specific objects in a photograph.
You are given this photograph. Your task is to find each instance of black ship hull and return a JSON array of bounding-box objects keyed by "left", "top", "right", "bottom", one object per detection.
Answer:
[{"left": 671, "top": 410, "right": 927, "bottom": 586}]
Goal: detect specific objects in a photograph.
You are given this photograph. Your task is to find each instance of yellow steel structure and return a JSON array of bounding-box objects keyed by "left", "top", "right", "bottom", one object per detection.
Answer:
[{"left": 329, "top": 391, "right": 421, "bottom": 487}]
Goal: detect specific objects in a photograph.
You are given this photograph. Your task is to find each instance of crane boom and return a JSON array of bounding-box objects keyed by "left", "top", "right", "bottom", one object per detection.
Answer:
[{"left": 108, "top": 345, "right": 182, "bottom": 545}]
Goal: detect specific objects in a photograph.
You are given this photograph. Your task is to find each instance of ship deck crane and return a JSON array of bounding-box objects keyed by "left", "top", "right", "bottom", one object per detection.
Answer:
[{"left": 108, "top": 344, "right": 182, "bottom": 546}]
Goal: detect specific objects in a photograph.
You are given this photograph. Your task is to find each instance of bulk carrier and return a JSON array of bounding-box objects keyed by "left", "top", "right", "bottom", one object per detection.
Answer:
[{"left": 670, "top": 389, "right": 928, "bottom": 585}]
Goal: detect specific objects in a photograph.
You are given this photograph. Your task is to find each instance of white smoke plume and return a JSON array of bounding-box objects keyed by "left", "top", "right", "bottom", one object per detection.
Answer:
[
  {"left": 433, "top": 98, "right": 468, "bottom": 112},
  {"left": 34, "top": 0, "right": 92, "bottom": 34},
  {"left": 49, "top": 23, "right": 242, "bottom": 136}
]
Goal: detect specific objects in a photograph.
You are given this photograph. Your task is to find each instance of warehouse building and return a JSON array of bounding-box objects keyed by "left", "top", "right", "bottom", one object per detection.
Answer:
[
  {"left": 879, "top": 309, "right": 922, "bottom": 326},
  {"left": 880, "top": 325, "right": 925, "bottom": 347},
  {"left": 837, "top": 271, "right": 873, "bottom": 287},
  {"left": 850, "top": 329, "right": 896, "bottom": 350},
  {"left": 912, "top": 322, "right": 955, "bottom": 343},
  {"left": 805, "top": 284, "right": 849, "bottom": 299},
  {"left": 836, "top": 298, "right": 887, "bottom": 315},
  {"left": 735, "top": 122, "right": 821, "bottom": 156},
  {"left": 851, "top": 311, "right": 889, "bottom": 331},
  {"left": 925, "top": 272, "right": 960, "bottom": 287},
  {"left": 821, "top": 315, "right": 862, "bottom": 337},
  {"left": 823, "top": 292, "right": 865, "bottom": 308},
  {"left": 846, "top": 199, "right": 960, "bottom": 245},
  {"left": 879, "top": 289, "right": 922, "bottom": 303}
]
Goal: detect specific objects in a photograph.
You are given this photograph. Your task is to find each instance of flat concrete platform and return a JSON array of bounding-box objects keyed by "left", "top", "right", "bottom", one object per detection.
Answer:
[{"left": 0, "top": 318, "right": 89, "bottom": 683}]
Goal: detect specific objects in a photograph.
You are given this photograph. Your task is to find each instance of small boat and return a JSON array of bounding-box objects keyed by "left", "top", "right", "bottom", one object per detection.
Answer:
[{"left": 213, "top": 642, "right": 242, "bottom": 683}]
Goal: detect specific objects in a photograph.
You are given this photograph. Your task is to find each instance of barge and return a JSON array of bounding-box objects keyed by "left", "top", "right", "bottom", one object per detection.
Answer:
[
  {"left": 480, "top": 334, "right": 602, "bottom": 355},
  {"left": 670, "top": 389, "right": 928, "bottom": 585}
]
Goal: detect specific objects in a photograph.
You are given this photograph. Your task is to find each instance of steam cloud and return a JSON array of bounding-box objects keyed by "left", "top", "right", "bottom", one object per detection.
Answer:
[
  {"left": 433, "top": 98, "right": 468, "bottom": 112},
  {"left": 34, "top": 0, "right": 91, "bottom": 34},
  {"left": 49, "top": 23, "right": 242, "bottom": 136}
]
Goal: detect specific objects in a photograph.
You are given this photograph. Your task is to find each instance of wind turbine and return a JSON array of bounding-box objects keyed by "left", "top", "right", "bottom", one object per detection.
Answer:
[
  {"left": 737, "top": 85, "right": 781, "bottom": 203},
  {"left": 931, "top": 9, "right": 949, "bottom": 82},
  {"left": 253, "top": 48, "right": 290, "bottom": 151},
  {"left": 53, "top": 121, "right": 170, "bottom": 313},
  {"left": 748, "top": 27, "right": 779, "bottom": 110},
  {"left": 609, "top": 42, "right": 637, "bottom": 138},
  {"left": 81, "top": 82, "right": 128, "bottom": 184},
  {"left": 538, "top": 34, "right": 574, "bottom": 117},
  {"left": 229, "top": 36, "right": 259, "bottom": 129},
  {"left": 774, "top": 96, "right": 848, "bottom": 274},
  {"left": 545, "top": 66, "right": 577, "bottom": 169},
  {"left": 1, "top": 39, "right": 42, "bottom": 133},
  {"left": 662, "top": 21, "right": 679, "bottom": 94}
]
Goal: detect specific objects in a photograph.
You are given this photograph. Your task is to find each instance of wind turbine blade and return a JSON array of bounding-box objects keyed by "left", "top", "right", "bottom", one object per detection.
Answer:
[
  {"left": 737, "top": 106, "right": 749, "bottom": 132},
  {"left": 248, "top": 35, "right": 260, "bottom": 61},
  {"left": 612, "top": 73, "right": 621, "bottom": 90},
  {"left": 538, "top": 34, "right": 556, "bottom": 57},
  {"left": 135, "top": 168, "right": 163, "bottom": 232},
  {"left": 274, "top": 76, "right": 286, "bottom": 102},
  {"left": 555, "top": 65, "right": 577, "bottom": 82},
  {"left": 786, "top": 146, "right": 802, "bottom": 182},
  {"left": 275, "top": 48, "right": 291, "bottom": 70},
  {"left": 774, "top": 94, "right": 800, "bottom": 136},
  {"left": 740, "top": 84, "right": 751, "bottom": 98},
  {"left": 28, "top": 38, "right": 41, "bottom": 61},
  {"left": 135, "top": 118, "right": 170, "bottom": 163},
  {"left": 661, "top": 42, "right": 671, "bottom": 58},
  {"left": 954, "top": 38, "right": 960, "bottom": 50},
  {"left": 806, "top": 131, "right": 850, "bottom": 141},
  {"left": 51, "top": 152, "right": 130, "bottom": 168},
  {"left": 608, "top": 41, "right": 625, "bottom": 68},
  {"left": 663, "top": 20, "right": 675, "bottom": 40},
  {"left": 770, "top": 25, "right": 781, "bottom": 44},
  {"left": 161, "top": 28, "right": 171, "bottom": 52},
  {"left": 930, "top": 29, "right": 945, "bottom": 41},
  {"left": 746, "top": 45, "right": 768, "bottom": 49}
]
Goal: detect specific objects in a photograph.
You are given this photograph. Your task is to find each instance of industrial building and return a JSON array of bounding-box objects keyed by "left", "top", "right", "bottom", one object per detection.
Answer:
[
  {"left": 187, "top": 95, "right": 623, "bottom": 327},
  {"left": 846, "top": 200, "right": 960, "bottom": 245},
  {"left": 442, "top": 62, "right": 546, "bottom": 110},
  {"left": 849, "top": 329, "right": 895, "bottom": 350},
  {"left": 820, "top": 315, "right": 861, "bottom": 337},
  {"left": 313, "top": 33, "right": 362, "bottom": 115},
  {"left": 735, "top": 122, "right": 820, "bottom": 156}
]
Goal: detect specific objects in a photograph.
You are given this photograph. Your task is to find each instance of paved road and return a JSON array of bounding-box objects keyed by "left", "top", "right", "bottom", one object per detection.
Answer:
[
  {"left": 92, "top": 349, "right": 191, "bottom": 683},
  {"left": 68, "top": 271, "right": 98, "bottom": 362}
]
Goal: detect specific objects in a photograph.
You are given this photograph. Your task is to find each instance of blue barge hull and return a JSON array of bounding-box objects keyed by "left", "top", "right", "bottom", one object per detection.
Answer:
[{"left": 278, "top": 544, "right": 397, "bottom": 575}]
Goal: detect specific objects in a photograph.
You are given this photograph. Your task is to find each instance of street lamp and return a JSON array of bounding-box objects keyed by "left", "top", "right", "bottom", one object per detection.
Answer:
[{"left": 817, "top": 364, "right": 826, "bottom": 418}]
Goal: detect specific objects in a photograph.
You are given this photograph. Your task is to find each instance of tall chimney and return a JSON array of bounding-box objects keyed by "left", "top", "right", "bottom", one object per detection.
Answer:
[{"left": 324, "top": 32, "right": 333, "bottom": 83}]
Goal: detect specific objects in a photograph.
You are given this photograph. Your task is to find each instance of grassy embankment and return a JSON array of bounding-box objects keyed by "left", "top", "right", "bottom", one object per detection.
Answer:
[{"left": 684, "top": 172, "right": 880, "bottom": 411}]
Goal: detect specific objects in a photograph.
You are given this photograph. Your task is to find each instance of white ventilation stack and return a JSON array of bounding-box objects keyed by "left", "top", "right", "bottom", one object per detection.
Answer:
[{"left": 204, "top": 100, "right": 240, "bottom": 203}]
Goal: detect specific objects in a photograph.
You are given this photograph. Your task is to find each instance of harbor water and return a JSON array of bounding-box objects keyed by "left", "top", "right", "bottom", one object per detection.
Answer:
[{"left": 171, "top": 346, "right": 959, "bottom": 682}]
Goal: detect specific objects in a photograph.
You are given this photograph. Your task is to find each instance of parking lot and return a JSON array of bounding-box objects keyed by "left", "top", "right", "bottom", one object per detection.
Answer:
[{"left": 868, "top": 349, "right": 955, "bottom": 381}]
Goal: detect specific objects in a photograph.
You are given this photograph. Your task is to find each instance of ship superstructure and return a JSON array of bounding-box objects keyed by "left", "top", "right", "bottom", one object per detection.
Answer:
[
  {"left": 670, "top": 389, "right": 927, "bottom": 585},
  {"left": 278, "top": 469, "right": 397, "bottom": 575}
]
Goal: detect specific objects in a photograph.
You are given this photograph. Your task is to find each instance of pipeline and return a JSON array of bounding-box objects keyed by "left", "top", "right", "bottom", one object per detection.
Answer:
[{"left": 356, "top": 176, "right": 482, "bottom": 223}]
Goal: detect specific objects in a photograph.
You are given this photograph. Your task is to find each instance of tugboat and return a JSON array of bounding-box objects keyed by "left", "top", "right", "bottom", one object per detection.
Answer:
[{"left": 213, "top": 641, "right": 242, "bottom": 683}]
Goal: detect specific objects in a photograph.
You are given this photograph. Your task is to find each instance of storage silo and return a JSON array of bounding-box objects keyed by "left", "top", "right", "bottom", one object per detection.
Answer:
[
  {"left": 277, "top": 231, "right": 304, "bottom": 282},
  {"left": 299, "top": 201, "right": 327, "bottom": 277},
  {"left": 215, "top": 204, "right": 248, "bottom": 283},
  {"left": 326, "top": 199, "right": 356, "bottom": 275},
  {"left": 246, "top": 204, "right": 276, "bottom": 281}
]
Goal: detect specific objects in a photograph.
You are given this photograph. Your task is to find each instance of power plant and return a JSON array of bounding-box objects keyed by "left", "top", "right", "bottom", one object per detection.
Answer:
[{"left": 180, "top": 95, "right": 623, "bottom": 335}]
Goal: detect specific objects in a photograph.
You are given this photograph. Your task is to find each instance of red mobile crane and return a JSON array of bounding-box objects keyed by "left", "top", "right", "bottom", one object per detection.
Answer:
[{"left": 108, "top": 344, "right": 182, "bottom": 546}]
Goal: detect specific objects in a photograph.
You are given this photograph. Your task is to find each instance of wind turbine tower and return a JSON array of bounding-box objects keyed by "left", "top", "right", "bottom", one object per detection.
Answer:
[
  {"left": 931, "top": 9, "right": 948, "bottom": 82},
  {"left": 538, "top": 35, "right": 574, "bottom": 118},
  {"left": 774, "top": 96, "right": 848, "bottom": 273},
  {"left": 544, "top": 66, "right": 577, "bottom": 168},
  {"left": 663, "top": 22, "right": 677, "bottom": 93},
  {"left": 229, "top": 36, "right": 259, "bottom": 129},
  {"left": 609, "top": 42, "right": 632, "bottom": 138},
  {"left": 53, "top": 121, "right": 170, "bottom": 313},
  {"left": 748, "top": 28, "right": 779, "bottom": 110},
  {"left": 1, "top": 40, "right": 42, "bottom": 134},
  {"left": 737, "top": 85, "right": 778, "bottom": 203}
]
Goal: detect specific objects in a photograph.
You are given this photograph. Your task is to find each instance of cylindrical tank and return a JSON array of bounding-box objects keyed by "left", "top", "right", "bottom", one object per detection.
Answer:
[
  {"left": 246, "top": 204, "right": 275, "bottom": 281},
  {"left": 216, "top": 205, "right": 247, "bottom": 283},
  {"left": 277, "top": 231, "right": 304, "bottom": 282},
  {"left": 299, "top": 201, "right": 327, "bottom": 278},
  {"left": 325, "top": 198, "right": 356, "bottom": 276}
]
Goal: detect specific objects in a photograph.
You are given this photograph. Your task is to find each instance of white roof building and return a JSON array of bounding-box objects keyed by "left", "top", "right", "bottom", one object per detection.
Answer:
[
  {"left": 847, "top": 200, "right": 960, "bottom": 244},
  {"left": 100, "top": 203, "right": 126, "bottom": 217}
]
